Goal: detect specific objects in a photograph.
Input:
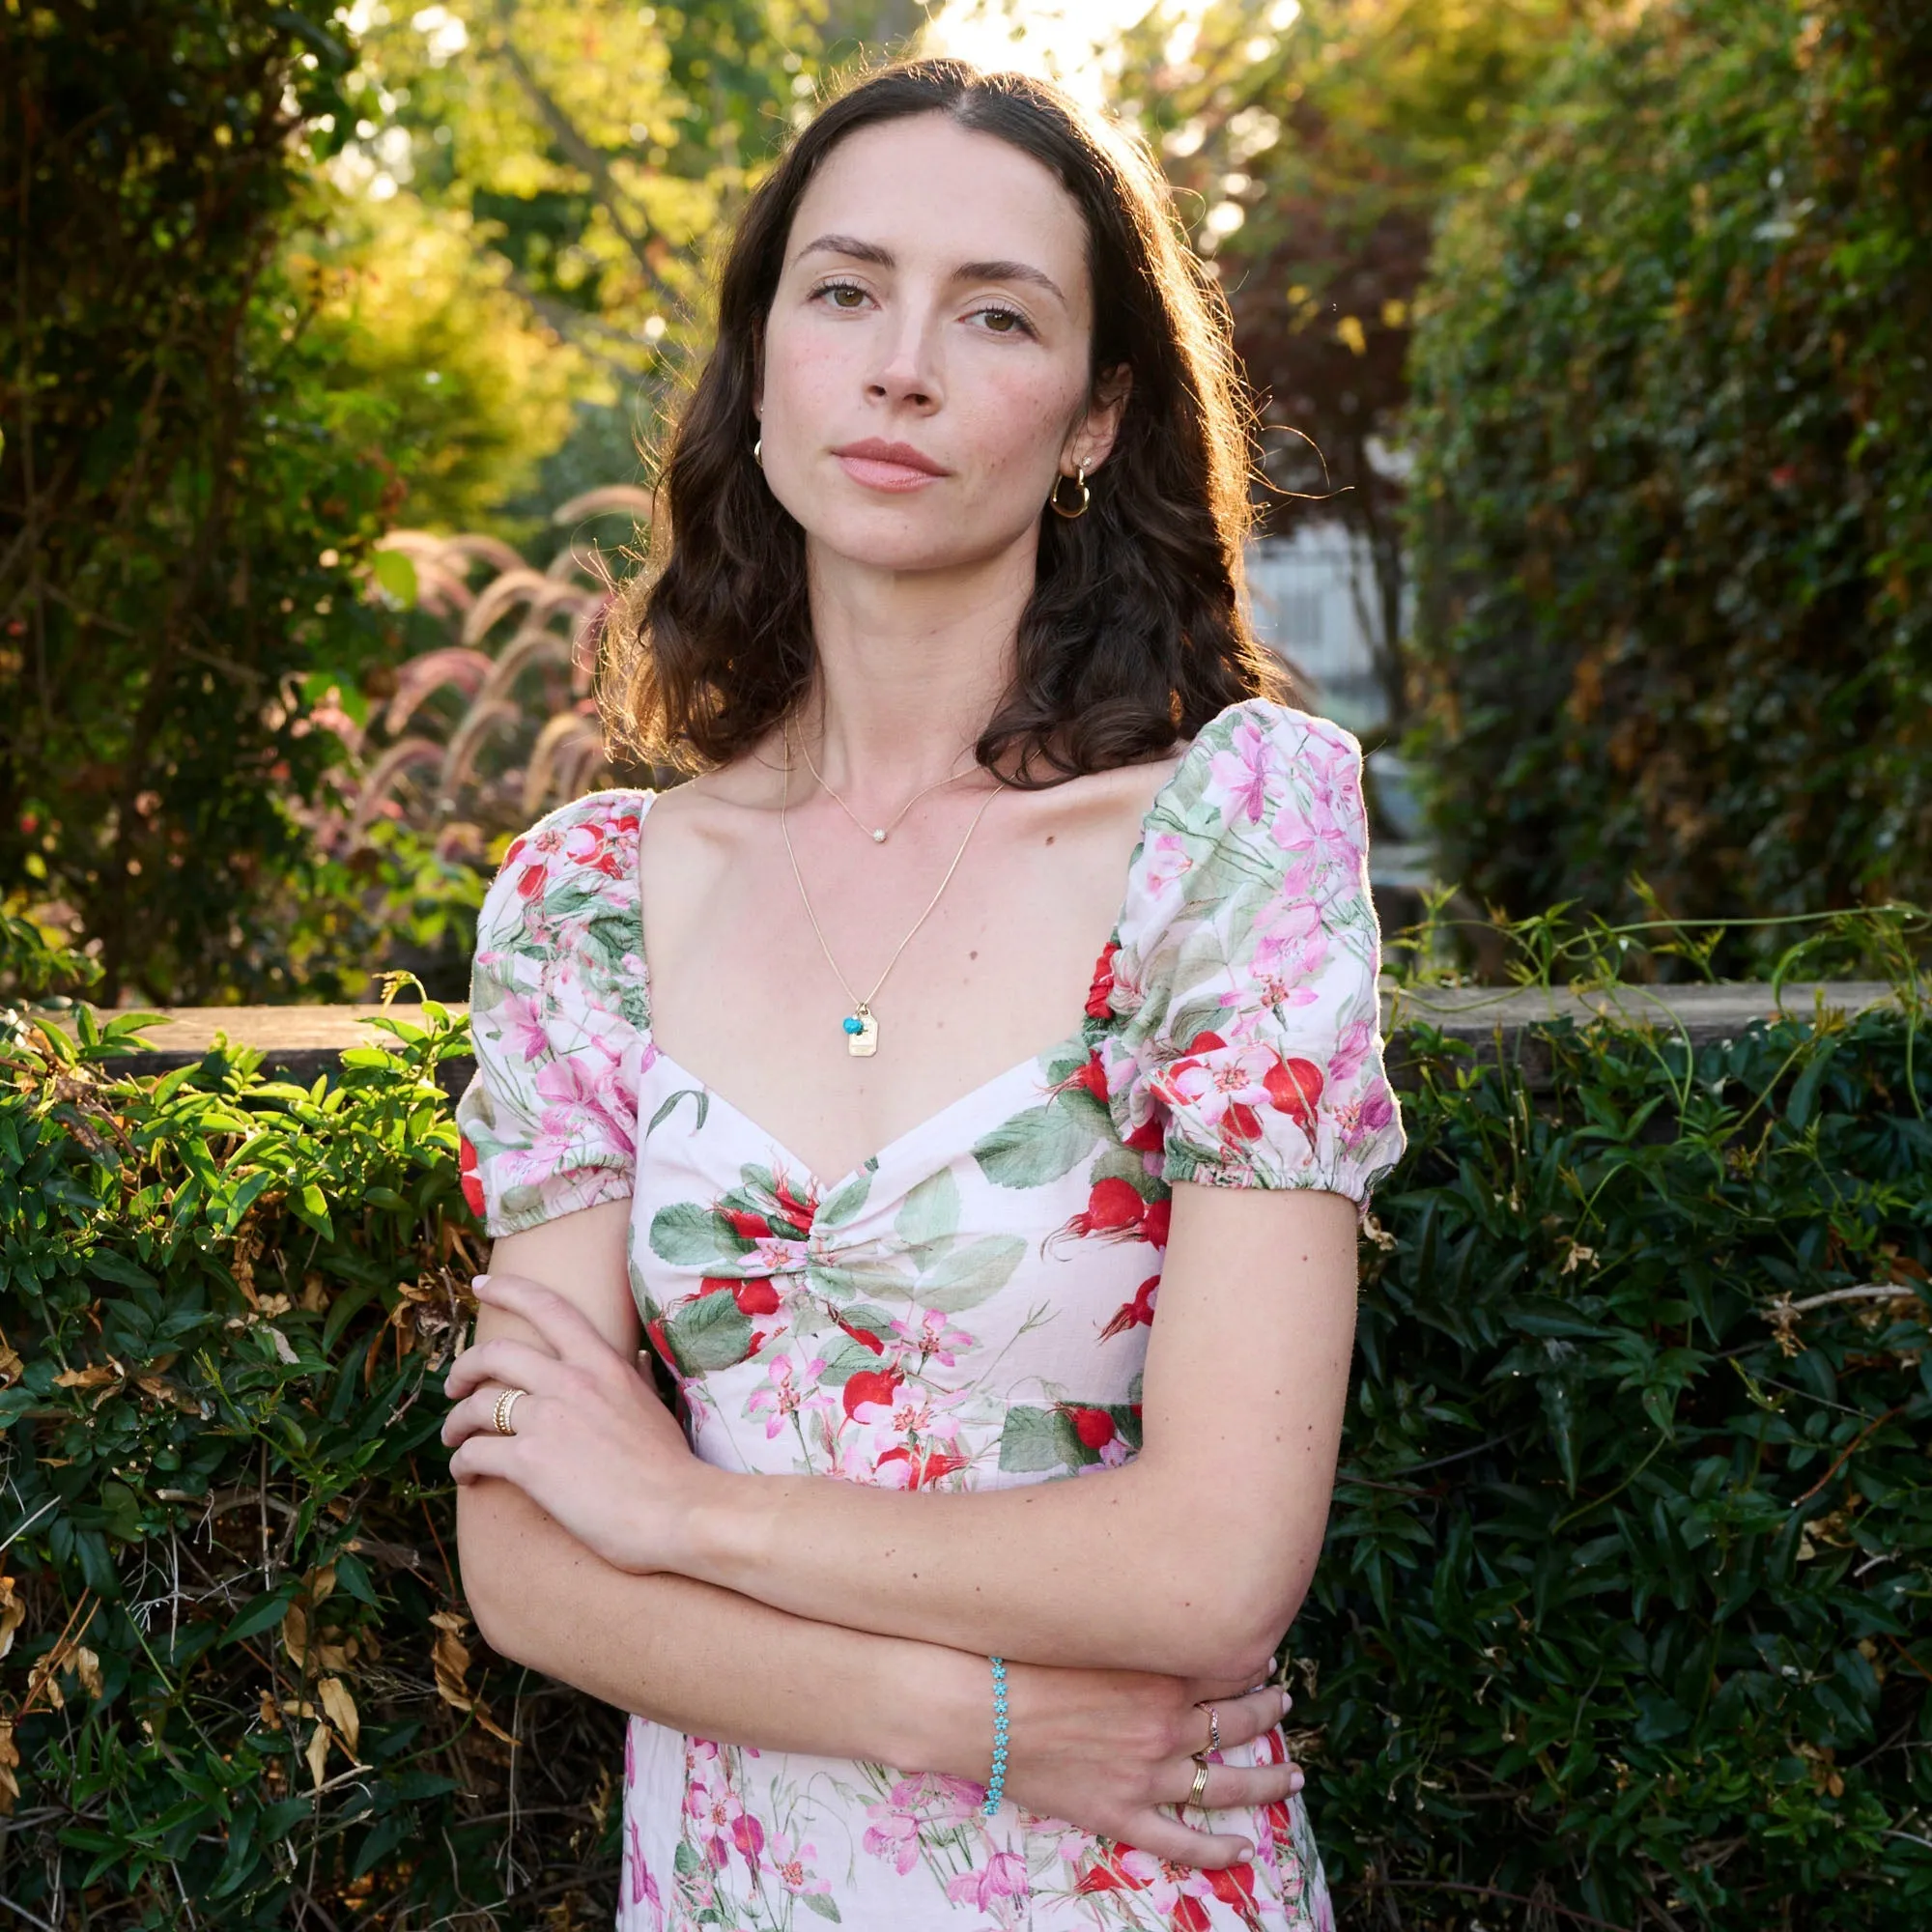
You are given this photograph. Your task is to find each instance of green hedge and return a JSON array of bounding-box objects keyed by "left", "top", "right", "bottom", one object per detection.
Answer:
[
  {"left": 1, "top": 986, "right": 1927, "bottom": 1925},
  {"left": 1406, "top": 0, "right": 1932, "bottom": 950}
]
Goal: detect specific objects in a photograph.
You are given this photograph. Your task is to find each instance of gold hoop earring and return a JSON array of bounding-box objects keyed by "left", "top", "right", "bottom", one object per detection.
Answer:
[
  {"left": 1049, "top": 461, "right": 1090, "bottom": 519},
  {"left": 753, "top": 435, "right": 763, "bottom": 468}
]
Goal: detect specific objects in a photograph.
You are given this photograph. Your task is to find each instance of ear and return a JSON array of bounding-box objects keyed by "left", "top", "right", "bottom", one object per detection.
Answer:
[{"left": 1063, "top": 362, "right": 1133, "bottom": 475}]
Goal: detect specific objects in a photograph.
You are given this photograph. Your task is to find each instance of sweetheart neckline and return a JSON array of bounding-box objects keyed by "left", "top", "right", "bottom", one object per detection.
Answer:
[{"left": 619, "top": 746, "right": 1200, "bottom": 1194}]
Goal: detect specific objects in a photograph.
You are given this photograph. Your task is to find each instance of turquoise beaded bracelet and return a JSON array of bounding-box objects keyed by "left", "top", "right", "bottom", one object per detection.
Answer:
[{"left": 981, "top": 1656, "right": 1009, "bottom": 1818}]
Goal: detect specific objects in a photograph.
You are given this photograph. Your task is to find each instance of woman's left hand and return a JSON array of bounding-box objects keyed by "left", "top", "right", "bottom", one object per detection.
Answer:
[{"left": 440, "top": 1271, "right": 703, "bottom": 1575}]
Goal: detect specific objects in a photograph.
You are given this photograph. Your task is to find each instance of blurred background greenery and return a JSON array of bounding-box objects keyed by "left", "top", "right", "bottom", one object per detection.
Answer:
[{"left": 2, "top": 0, "right": 1925, "bottom": 1007}]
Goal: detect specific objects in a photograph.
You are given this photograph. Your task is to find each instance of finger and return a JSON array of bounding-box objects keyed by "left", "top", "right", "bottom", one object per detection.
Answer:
[
  {"left": 446, "top": 1430, "right": 522, "bottom": 1486},
  {"left": 1113, "top": 1814, "right": 1256, "bottom": 1870},
  {"left": 442, "top": 1336, "right": 578, "bottom": 1403},
  {"left": 442, "top": 1385, "right": 552, "bottom": 1452},
  {"left": 1190, "top": 1759, "right": 1299, "bottom": 1812},
  {"left": 1206, "top": 1683, "right": 1293, "bottom": 1752},
  {"left": 472, "top": 1273, "right": 620, "bottom": 1365}
]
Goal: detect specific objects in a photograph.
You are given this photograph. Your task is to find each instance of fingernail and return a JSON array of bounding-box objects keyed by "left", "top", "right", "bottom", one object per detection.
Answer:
[
  {"left": 1290, "top": 1771, "right": 1306, "bottom": 1791},
  {"left": 1280, "top": 1690, "right": 1293, "bottom": 1715},
  {"left": 1236, "top": 1842, "right": 1254, "bottom": 1861}
]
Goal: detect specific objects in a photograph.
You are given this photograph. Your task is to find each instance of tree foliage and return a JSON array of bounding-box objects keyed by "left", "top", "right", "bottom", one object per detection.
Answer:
[
  {"left": 0, "top": 0, "right": 411, "bottom": 1004},
  {"left": 1406, "top": 0, "right": 1932, "bottom": 945},
  {"left": 1114, "top": 0, "right": 1598, "bottom": 729}
]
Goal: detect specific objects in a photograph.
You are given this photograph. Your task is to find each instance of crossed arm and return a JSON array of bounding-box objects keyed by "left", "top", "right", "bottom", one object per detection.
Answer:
[{"left": 451, "top": 1180, "right": 1360, "bottom": 1685}]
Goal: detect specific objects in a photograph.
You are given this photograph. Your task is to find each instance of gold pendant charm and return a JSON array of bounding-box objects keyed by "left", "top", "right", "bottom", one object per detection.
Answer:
[{"left": 844, "top": 1006, "right": 879, "bottom": 1057}]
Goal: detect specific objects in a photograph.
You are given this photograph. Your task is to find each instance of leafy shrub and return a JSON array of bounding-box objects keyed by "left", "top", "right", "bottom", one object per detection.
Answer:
[
  {"left": 0, "top": 985, "right": 1926, "bottom": 1924},
  {"left": 1406, "top": 0, "right": 1932, "bottom": 950}
]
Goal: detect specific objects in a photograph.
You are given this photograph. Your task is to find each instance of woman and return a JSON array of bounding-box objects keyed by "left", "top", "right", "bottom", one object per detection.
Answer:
[{"left": 442, "top": 58, "right": 1404, "bottom": 1932}]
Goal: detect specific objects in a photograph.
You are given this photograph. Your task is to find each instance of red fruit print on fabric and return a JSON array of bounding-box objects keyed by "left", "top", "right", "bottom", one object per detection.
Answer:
[
  {"left": 841, "top": 1369, "right": 903, "bottom": 1419},
  {"left": 876, "top": 1444, "right": 971, "bottom": 1489},
  {"left": 1099, "top": 1274, "right": 1160, "bottom": 1340},
  {"left": 835, "top": 1319, "right": 886, "bottom": 1356},
  {"left": 515, "top": 863, "right": 547, "bottom": 900},
  {"left": 1068, "top": 1406, "right": 1116, "bottom": 1450},
  {"left": 1140, "top": 1197, "right": 1171, "bottom": 1248},
  {"left": 723, "top": 1208, "right": 772, "bottom": 1241},
  {"left": 1079, "top": 1178, "right": 1146, "bottom": 1235},
  {"left": 1085, "top": 940, "right": 1121, "bottom": 1019},
  {"left": 457, "top": 1135, "right": 486, "bottom": 1220},
  {"left": 1264, "top": 1055, "right": 1324, "bottom": 1131},
  {"left": 1173, "top": 1894, "right": 1213, "bottom": 1932},
  {"left": 729, "top": 1278, "right": 781, "bottom": 1317}
]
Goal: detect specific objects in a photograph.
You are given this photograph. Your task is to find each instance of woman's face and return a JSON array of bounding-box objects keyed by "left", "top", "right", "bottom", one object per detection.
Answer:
[{"left": 756, "top": 112, "right": 1123, "bottom": 579}]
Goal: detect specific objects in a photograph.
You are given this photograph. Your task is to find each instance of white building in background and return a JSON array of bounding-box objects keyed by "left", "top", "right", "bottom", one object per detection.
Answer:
[
  {"left": 1245, "top": 523, "right": 1389, "bottom": 736},
  {"left": 1244, "top": 523, "right": 1432, "bottom": 891}
]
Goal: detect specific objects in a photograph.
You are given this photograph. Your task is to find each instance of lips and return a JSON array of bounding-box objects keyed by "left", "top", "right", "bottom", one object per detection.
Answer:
[{"left": 831, "top": 438, "right": 950, "bottom": 493}]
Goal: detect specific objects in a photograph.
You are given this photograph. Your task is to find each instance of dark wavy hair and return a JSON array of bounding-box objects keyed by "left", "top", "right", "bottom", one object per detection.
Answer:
[{"left": 601, "top": 57, "right": 1287, "bottom": 784}]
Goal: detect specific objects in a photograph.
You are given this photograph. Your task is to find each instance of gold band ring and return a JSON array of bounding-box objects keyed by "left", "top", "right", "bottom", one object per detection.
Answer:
[
  {"left": 492, "top": 1387, "right": 526, "bottom": 1435},
  {"left": 1185, "top": 1757, "right": 1210, "bottom": 1816}
]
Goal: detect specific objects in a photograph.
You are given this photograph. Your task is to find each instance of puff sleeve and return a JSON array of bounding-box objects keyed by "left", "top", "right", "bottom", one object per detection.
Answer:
[
  {"left": 454, "top": 791, "right": 653, "bottom": 1237},
  {"left": 1088, "top": 701, "right": 1405, "bottom": 1209}
]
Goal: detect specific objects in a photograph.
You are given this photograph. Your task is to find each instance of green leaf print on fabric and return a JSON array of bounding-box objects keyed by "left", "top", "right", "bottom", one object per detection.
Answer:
[
  {"left": 894, "top": 1168, "right": 960, "bottom": 1246},
  {"left": 646, "top": 1087, "right": 709, "bottom": 1138},
  {"left": 663, "top": 1289, "right": 756, "bottom": 1374},
  {"left": 914, "top": 1235, "right": 1026, "bottom": 1313},
  {"left": 800, "top": 1890, "right": 842, "bottom": 1921},
  {"left": 971, "top": 1102, "right": 1098, "bottom": 1189},
  {"left": 998, "top": 1401, "right": 1144, "bottom": 1474},
  {"left": 817, "top": 1163, "right": 875, "bottom": 1228},
  {"left": 649, "top": 1202, "right": 754, "bottom": 1267}
]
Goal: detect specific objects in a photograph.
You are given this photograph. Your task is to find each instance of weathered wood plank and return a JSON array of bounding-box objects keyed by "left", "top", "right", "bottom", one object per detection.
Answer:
[{"left": 53, "top": 980, "right": 1900, "bottom": 1102}]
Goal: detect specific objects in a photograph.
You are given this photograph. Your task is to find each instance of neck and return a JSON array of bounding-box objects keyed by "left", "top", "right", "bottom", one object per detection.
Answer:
[{"left": 796, "top": 536, "right": 1037, "bottom": 798}]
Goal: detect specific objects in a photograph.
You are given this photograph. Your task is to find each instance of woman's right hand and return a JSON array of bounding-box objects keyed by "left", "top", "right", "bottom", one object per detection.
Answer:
[{"left": 996, "top": 1663, "right": 1301, "bottom": 1868}]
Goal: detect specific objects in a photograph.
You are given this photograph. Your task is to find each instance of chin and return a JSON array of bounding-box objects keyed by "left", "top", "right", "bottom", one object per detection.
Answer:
[{"left": 799, "top": 502, "right": 1037, "bottom": 579}]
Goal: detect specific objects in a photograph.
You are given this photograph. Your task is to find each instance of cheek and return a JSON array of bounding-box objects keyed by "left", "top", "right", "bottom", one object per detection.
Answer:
[{"left": 953, "top": 359, "right": 1088, "bottom": 486}]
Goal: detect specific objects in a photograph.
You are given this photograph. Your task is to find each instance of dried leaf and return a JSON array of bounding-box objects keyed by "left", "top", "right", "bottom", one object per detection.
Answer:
[
  {"left": 52, "top": 1362, "right": 122, "bottom": 1389},
  {"left": 305, "top": 1719, "right": 333, "bottom": 1790},
  {"left": 282, "top": 1603, "right": 309, "bottom": 1667},
  {"left": 258, "top": 1688, "right": 283, "bottom": 1732},
  {"left": 0, "top": 1342, "right": 21, "bottom": 1386},
  {"left": 0, "top": 1719, "right": 16, "bottom": 1817},
  {"left": 0, "top": 1574, "right": 24, "bottom": 1662},
  {"left": 319, "top": 1675, "right": 359, "bottom": 1755},
  {"left": 72, "top": 1645, "right": 102, "bottom": 1698}
]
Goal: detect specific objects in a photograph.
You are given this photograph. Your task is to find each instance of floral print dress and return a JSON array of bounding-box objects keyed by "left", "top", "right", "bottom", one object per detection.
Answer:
[{"left": 456, "top": 698, "right": 1406, "bottom": 1932}]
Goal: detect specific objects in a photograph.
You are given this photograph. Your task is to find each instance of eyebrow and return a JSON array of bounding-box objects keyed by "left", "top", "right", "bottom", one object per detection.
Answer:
[{"left": 793, "top": 233, "right": 1067, "bottom": 304}]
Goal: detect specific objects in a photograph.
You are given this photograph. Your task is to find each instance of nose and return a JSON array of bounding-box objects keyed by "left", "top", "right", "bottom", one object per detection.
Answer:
[{"left": 866, "top": 302, "right": 942, "bottom": 412}]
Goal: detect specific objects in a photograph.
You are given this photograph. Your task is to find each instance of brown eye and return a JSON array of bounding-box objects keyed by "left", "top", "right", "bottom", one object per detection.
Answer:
[{"left": 829, "top": 285, "right": 867, "bottom": 309}]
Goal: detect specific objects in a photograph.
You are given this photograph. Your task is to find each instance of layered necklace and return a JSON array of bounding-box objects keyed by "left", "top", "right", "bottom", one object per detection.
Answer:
[{"left": 780, "top": 720, "right": 998, "bottom": 1057}]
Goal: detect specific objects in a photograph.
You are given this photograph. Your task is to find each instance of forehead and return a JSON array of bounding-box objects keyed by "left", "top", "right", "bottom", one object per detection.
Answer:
[{"left": 787, "top": 113, "right": 1091, "bottom": 308}]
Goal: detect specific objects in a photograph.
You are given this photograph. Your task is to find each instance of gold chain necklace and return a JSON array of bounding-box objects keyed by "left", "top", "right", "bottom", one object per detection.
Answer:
[
  {"left": 780, "top": 722, "right": 1000, "bottom": 1057},
  {"left": 794, "top": 724, "right": 978, "bottom": 843}
]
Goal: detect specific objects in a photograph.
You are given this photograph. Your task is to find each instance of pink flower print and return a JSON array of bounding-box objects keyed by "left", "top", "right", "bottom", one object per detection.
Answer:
[
  {"left": 1249, "top": 898, "right": 1329, "bottom": 1000},
  {"left": 1142, "top": 831, "right": 1195, "bottom": 894},
  {"left": 862, "top": 1807, "right": 921, "bottom": 1876},
  {"left": 1329, "top": 1016, "right": 1376, "bottom": 1085},
  {"left": 891, "top": 1309, "right": 974, "bottom": 1368},
  {"left": 1151, "top": 1034, "right": 1280, "bottom": 1143},
  {"left": 496, "top": 989, "right": 551, "bottom": 1065},
  {"left": 1208, "top": 714, "right": 1275, "bottom": 825},
  {"left": 1339, "top": 1078, "right": 1396, "bottom": 1150},
  {"left": 624, "top": 1818, "right": 665, "bottom": 1923},
  {"left": 745, "top": 1356, "right": 834, "bottom": 1440},
  {"left": 944, "top": 1848, "right": 1028, "bottom": 1913},
  {"left": 764, "top": 1829, "right": 832, "bottom": 1899}
]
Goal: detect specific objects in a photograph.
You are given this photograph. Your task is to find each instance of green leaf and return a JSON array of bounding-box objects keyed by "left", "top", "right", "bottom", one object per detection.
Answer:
[
  {"left": 650, "top": 1202, "right": 751, "bottom": 1266},
  {"left": 664, "top": 1290, "right": 754, "bottom": 1374},
  {"left": 221, "top": 1585, "right": 298, "bottom": 1646},
  {"left": 370, "top": 547, "right": 418, "bottom": 606},
  {"left": 972, "top": 1103, "right": 1094, "bottom": 1189},
  {"left": 894, "top": 1167, "right": 960, "bottom": 1246}
]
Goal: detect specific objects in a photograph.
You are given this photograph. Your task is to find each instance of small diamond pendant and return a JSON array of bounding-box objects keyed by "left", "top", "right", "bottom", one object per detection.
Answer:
[
  {"left": 871, "top": 828, "right": 887, "bottom": 842},
  {"left": 842, "top": 1007, "right": 879, "bottom": 1057}
]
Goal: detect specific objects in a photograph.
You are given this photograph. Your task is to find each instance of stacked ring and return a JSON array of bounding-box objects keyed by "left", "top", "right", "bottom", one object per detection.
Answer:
[
  {"left": 492, "top": 1387, "right": 526, "bottom": 1435},
  {"left": 1185, "top": 1758, "right": 1210, "bottom": 1816}
]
